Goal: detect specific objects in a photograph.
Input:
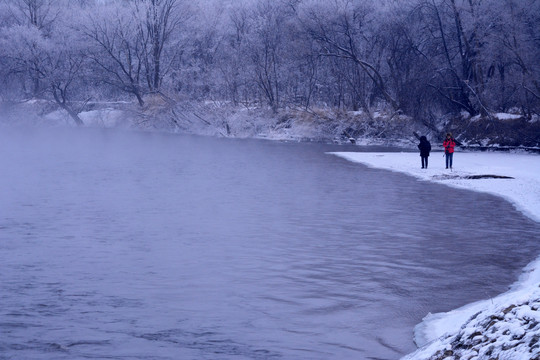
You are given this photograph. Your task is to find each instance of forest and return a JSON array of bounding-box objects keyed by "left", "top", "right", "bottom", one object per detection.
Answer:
[{"left": 0, "top": 0, "right": 539, "bottom": 146}]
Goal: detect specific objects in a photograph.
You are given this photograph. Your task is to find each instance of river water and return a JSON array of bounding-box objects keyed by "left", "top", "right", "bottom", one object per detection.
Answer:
[{"left": 1, "top": 127, "right": 539, "bottom": 360}]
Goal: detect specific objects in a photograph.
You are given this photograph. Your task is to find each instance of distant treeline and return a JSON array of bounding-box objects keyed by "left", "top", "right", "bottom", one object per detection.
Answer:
[{"left": 0, "top": 0, "right": 539, "bottom": 125}]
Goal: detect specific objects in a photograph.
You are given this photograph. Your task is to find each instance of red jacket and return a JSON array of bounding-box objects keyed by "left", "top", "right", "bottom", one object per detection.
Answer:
[{"left": 443, "top": 138, "right": 456, "bottom": 153}]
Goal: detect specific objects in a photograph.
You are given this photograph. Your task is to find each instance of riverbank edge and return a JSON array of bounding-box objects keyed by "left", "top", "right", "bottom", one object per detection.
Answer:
[
  {"left": 331, "top": 151, "right": 540, "bottom": 360},
  {"left": 2, "top": 99, "right": 539, "bottom": 150}
]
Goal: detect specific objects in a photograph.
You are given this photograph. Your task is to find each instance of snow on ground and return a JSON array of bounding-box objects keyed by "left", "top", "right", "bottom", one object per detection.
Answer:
[
  {"left": 331, "top": 150, "right": 540, "bottom": 360},
  {"left": 80, "top": 109, "right": 127, "bottom": 127},
  {"left": 494, "top": 113, "right": 522, "bottom": 121}
]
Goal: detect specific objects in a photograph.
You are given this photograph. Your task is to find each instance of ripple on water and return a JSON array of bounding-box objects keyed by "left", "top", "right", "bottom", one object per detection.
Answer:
[{"left": 1, "top": 129, "right": 539, "bottom": 360}]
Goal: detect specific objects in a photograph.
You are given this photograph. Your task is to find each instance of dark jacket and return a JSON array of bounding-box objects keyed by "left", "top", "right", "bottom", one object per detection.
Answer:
[{"left": 418, "top": 136, "right": 431, "bottom": 157}]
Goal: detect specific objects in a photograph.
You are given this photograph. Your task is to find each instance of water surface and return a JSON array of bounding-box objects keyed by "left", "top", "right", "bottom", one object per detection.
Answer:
[{"left": 1, "top": 128, "right": 539, "bottom": 360}]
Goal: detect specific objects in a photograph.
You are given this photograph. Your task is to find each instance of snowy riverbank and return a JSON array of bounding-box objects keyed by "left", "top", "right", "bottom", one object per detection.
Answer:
[{"left": 331, "top": 150, "right": 540, "bottom": 360}]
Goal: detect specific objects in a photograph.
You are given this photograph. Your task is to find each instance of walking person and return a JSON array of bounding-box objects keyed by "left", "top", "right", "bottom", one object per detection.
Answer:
[
  {"left": 443, "top": 133, "right": 456, "bottom": 169},
  {"left": 417, "top": 136, "right": 431, "bottom": 169}
]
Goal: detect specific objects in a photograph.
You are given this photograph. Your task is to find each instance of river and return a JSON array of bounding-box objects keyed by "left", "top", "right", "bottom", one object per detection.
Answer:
[{"left": 1, "top": 127, "right": 539, "bottom": 359}]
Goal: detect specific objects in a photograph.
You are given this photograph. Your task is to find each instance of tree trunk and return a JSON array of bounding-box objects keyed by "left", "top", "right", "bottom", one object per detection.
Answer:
[{"left": 51, "top": 85, "right": 84, "bottom": 126}]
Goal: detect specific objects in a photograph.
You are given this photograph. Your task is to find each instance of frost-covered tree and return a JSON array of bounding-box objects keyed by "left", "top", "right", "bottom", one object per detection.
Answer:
[
  {"left": 0, "top": 0, "right": 62, "bottom": 97},
  {"left": 133, "top": 0, "right": 187, "bottom": 93},
  {"left": 83, "top": 4, "right": 147, "bottom": 106},
  {"left": 175, "top": 1, "right": 229, "bottom": 101},
  {"left": 0, "top": 25, "right": 48, "bottom": 98},
  {"left": 83, "top": 0, "right": 189, "bottom": 106},
  {"left": 247, "top": 1, "right": 289, "bottom": 111},
  {"left": 0, "top": 15, "right": 88, "bottom": 125},
  {"left": 488, "top": 0, "right": 540, "bottom": 117},
  {"left": 411, "top": 0, "right": 540, "bottom": 117},
  {"left": 5, "top": 0, "right": 59, "bottom": 33},
  {"left": 0, "top": 0, "right": 538, "bottom": 122},
  {"left": 299, "top": 0, "right": 399, "bottom": 112}
]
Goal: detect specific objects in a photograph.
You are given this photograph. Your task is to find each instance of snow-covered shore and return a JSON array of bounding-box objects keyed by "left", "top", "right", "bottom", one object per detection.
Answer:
[{"left": 331, "top": 150, "right": 540, "bottom": 360}]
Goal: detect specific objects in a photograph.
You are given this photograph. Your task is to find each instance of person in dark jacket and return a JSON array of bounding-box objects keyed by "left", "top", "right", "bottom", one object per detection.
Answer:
[
  {"left": 443, "top": 133, "right": 456, "bottom": 169},
  {"left": 417, "top": 136, "right": 431, "bottom": 169}
]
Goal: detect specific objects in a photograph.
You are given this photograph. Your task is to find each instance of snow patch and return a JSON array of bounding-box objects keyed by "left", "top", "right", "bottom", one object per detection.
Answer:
[
  {"left": 79, "top": 109, "right": 127, "bottom": 127},
  {"left": 495, "top": 113, "right": 522, "bottom": 121}
]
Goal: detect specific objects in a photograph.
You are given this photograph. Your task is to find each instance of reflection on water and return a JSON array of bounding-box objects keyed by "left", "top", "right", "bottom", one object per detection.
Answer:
[{"left": 1, "top": 128, "right": 539, "bottom": 360}]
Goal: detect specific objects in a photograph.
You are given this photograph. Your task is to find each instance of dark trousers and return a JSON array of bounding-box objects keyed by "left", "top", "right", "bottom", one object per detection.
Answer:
[
  {"left": 445, "top": 153, "right": 453, "bottom": 168},
  {"left": 421, "top": 156, "right": 428, "bottom": 168}
]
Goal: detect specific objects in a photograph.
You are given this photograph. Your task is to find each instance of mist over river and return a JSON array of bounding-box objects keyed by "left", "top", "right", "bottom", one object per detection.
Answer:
[{"left": 1, "top": 128, "right": 539, "bottom": 360}]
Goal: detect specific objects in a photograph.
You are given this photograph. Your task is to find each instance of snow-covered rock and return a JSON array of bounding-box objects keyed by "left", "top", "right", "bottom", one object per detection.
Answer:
[{"left": 405, "top": 297, "right": 540, "bottom": 359}]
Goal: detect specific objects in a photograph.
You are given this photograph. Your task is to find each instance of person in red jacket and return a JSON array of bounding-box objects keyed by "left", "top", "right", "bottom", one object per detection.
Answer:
[{"left": 443, "top": 133, "right": 456, "bottom": 169}]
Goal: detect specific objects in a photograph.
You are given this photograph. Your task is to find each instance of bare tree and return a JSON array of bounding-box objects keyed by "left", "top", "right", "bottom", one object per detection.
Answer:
[
  {"left": 134, "top": 0, "right": 187, "bottom": 93},
  {"left": 300, "top": 0, "right": 399, "bottom": 112},
  {"left": 47, "top": 29, "right": 87, "bottom": 126},
  {"left": 84, "top": 5, "right": 146, "bottom": 106},
  {"left": 83, "top": 0, "right": 189, "bottom": 105},
  {"left": 0, "top": 0, "right": 538, "bottom": 123},
  {"left": 246, "top": 1, "right": 289, "bottom": 112},
  {"left": 6, "top": 0, "right": 59, "bottom": 33}
]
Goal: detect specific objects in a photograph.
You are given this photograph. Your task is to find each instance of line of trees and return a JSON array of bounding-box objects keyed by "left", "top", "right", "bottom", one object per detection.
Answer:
[{"left": 0, "top": 0, "right": 539, "bottom": 126}]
